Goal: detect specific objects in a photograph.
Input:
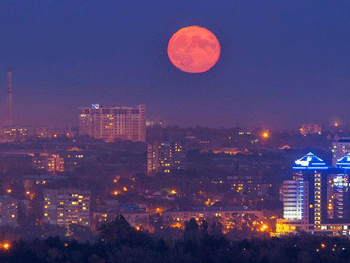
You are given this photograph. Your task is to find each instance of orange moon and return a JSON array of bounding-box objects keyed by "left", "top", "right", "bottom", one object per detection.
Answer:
[{"left": 167, "top": 26, "right": 221, "bottom": 73}]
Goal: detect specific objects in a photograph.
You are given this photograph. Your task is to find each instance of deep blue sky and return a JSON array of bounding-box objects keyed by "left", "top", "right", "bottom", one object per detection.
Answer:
[{"left": 1, "top": 0, "right": 350, "bottom": 129}]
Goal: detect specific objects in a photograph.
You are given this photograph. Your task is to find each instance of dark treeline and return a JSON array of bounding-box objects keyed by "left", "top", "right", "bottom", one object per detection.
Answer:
[{"left": 1, "top": 215, "right": 350, "bottom": 263}]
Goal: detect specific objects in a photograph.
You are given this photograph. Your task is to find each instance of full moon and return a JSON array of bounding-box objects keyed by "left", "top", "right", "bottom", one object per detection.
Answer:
[{"left": 167, "top": 26, "right": 221, "bottom": 73}]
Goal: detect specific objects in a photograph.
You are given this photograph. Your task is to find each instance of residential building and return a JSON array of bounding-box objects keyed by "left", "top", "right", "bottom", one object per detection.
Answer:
[
  {"left": 32, "top": 153, "right": 64, "bottom": 173},
  {"left": 92, "top": 210, "right": 150, "bottom": 231},
  {"left": 91, "top": 203, "right": 150, "bottom": 231},
  {"left": 147, "top": 141, "right": 186, "bottom": 175},
  {"left": 163, "top": 206, "right": 264, "bottom": 232},
  {"left": 0, "top": 196, "right": 18, "bottom": 227},
  {"left": 276, "top": 152, "right": 350, "bottom": 236},
  {"left": 78, "top": 104, "right": 146, "bottom": 142},
  {"left": 0, "top": 126, "right": 47, "bottom": 142},
  {"left": 299, "top": 124, "right": 322, "bottom": 136},
  {"left": 43, "top": 189, "right": 90, "bottom": 235},
  {"left": 281, "top": 180, "right": 309, "bottom": 221}
]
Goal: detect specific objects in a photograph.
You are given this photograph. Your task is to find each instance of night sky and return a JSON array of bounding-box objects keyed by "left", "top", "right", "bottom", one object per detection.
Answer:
[{"left": 1, "top": 0, "right": 350, "bottom": 129}]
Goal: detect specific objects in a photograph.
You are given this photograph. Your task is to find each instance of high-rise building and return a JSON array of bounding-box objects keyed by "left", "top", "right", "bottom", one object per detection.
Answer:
[
  {"left": 0, "top": 196, "right": 18, "bottom": 227},
  {"left": 281, "top": 180, "right": 309, "bottom": 221},
  {"left": 332, "top": 137, "right": 350, "bottom": 166},
  {"left": 6, "top": 68, "right": 13, "bottom": 127},
  {"left": 78, "top": 104, "right": 146, "bottom": 142},
  {"left": 147, "top": 141, "right": 186, "bottom": 175},
  {"left": 276, "top": 152, "right": 350, "bottom": 236},
  {"left": 43, "top": 188, "right": 90, "bottom": 235}
]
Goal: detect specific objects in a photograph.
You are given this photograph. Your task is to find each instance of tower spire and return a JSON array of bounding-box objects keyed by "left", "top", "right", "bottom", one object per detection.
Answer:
[{"left": 7, "top": 68, "right": 13, "bottom": 126}]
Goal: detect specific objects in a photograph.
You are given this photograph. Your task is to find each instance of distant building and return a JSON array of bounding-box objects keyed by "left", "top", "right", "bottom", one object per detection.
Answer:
[
  {"left": 299, "top": 124, "right": 321, "bottom": 136},
  {"left": 147, "top": 141, "right": 186, "bottom": 175},
  {"left": 23, "top": 175, "right": 66, "bottom": 190},
  {"left": 211, "top": 147, "right": 243, "bottom": 155},
  {"left": 0, "top": 196, "right": 18, "bottom": 227},
  {"left": 43, "top": 188, "right": 90, "bottom": 235},
  {"left": 0, "top": 126, "right": 47, "bottom": 142},
  {"left": 92, "top": 207, "right": 150, "bottom": 232},
  {"left": 146, "top": 120, "right": 167, "bottom": 128},
  {"left": 32, "top": 153, "right": 64, "bottom": 173},
  {"left": 163, "top": 206, "right": 264, "bottom": 231},
  {"left": 47, "top": 127, "right": 75, "bottom": 138},
  {"left": 60, "top": 147, "right": 84, "bottom": 172},
  {"left": 79, "top": 104, "right": 146, "bottom": 142},
  {"left": 332, "top": 137, "right": 350, "bottom": 166}
]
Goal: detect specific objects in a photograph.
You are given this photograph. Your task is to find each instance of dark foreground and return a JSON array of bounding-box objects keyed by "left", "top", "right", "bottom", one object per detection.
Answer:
[{"left": 1, "top": 217, "right": 350, "bottom": 263}]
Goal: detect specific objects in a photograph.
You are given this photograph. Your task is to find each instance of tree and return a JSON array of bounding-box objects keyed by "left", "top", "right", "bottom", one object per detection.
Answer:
[
  {"left": 98, "top": 214, "right": 135, "bottom": 245},
  {"left": 184, "top": 218, "right": 199, "bottom": 242}
]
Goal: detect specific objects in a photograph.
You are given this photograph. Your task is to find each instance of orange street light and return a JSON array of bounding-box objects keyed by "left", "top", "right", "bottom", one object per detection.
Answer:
[
  {"left": 3, "top": 243, "right": 10, "bottom": 250},
  {"left": 262, "top": 132, "right": 269, "bottom": 139}
]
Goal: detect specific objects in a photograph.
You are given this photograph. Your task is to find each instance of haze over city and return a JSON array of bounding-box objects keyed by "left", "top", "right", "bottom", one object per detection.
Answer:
[
  {"left": 3, "top": 1, "right": 350, "bottom": 262},
  {"left": 1, "top": 1, "right": 350, "bottom": 129}
]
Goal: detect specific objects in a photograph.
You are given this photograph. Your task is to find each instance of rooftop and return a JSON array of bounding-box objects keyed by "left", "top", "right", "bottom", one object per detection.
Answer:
[
  {"left": 293, "top": 152, "right": 328, "bottom": 170},
  {"left": 164, "top": 206, "right": 261, "bottom": 213}
]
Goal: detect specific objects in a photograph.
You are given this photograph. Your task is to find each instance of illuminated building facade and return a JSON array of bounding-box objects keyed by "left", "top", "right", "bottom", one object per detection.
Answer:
[
  {"left": 281, "top": 180, "right": 308, "bottom": 221},
  {"left": 332, "top": 137, "right": 350, "bottom": 166},
  {"left": 147, "top": 141, "right": 186, "bottom": 175},
  {"left": 0, "top": 126, "right": 47, "bottom": 142},
  {"left": 43, "top": 189, "right": 90, "bottom": 235},
  {"left": 163, "top": 206, "right": 264, "bottom": 231},
  {"left": 79, "top": 104, "right": 146, "bottom": 142},
  {"left": 299, "top": 124, "right": 322, "bottom": 136},
  {"left": 277, "top": 152, "right": 350, "bottom": 236},
  {"left": 60, "top": 147, "right": 84, "bottom": 172},
  {"left": 0, "top": 196, "right": 18, "bottom": 227},
  {"left": 32, "top": 153, "right": 64, "bottom": 173},
  {"left": 92, "top": 211, "right": 150, "bottom": 231}
]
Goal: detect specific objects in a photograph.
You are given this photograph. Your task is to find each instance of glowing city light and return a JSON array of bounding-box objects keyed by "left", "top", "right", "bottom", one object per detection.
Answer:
[
  {"left": 262, "top": 132, "right": 269, "bottom": 138},
  {"left": 3, "top": 243, "right": 10, "bottom": 250},
  {"left": 260, "top": 224, "right": 268, "bottom": 232}
]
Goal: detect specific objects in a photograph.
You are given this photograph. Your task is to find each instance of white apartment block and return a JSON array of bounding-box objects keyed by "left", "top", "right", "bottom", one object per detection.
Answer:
[
  {"left": 43, "top": 189, "right": 90, "bottom": 235},
  {"left": 79, "top": 104, "right": 146, "bottom": 142}
]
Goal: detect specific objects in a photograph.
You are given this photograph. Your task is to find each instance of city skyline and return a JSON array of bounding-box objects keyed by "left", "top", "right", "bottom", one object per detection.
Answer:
[{"left": 1, "top": 1, "right": 350, "bottom": 129}]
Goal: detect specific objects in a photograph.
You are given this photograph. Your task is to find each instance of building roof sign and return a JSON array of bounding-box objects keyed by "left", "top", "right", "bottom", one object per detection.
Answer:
[
  {"left": 293, "top": 152, "right": 328, "bottom": 170},
  {"left": 336, "top": 153, "right": 350, "bottom": 167}
]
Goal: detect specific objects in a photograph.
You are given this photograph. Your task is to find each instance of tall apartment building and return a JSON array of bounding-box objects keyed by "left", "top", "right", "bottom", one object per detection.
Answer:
[
  {"left": 43, "top": 189, "right": 90, "bottom": 235},
  {"left": 276, "top": 152, "right": 350, "bottom": 236},
  {"left": 332, "top": 137, "right": 350, "bottom": 166},
  {"left": 32, "top": 153, "right": 64, "bottom": 173},
  {"left": 79, "top": 104, "right": 146, "bottom": 142},
  {"left": 281, "top": 180, "right": 309, "bottom": 221},
  {"left": 0, "top": 196, "right": 18, "bottom": 227},
  {"left": 147, "top": 141, "right": 186, "bottom": 175}
]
